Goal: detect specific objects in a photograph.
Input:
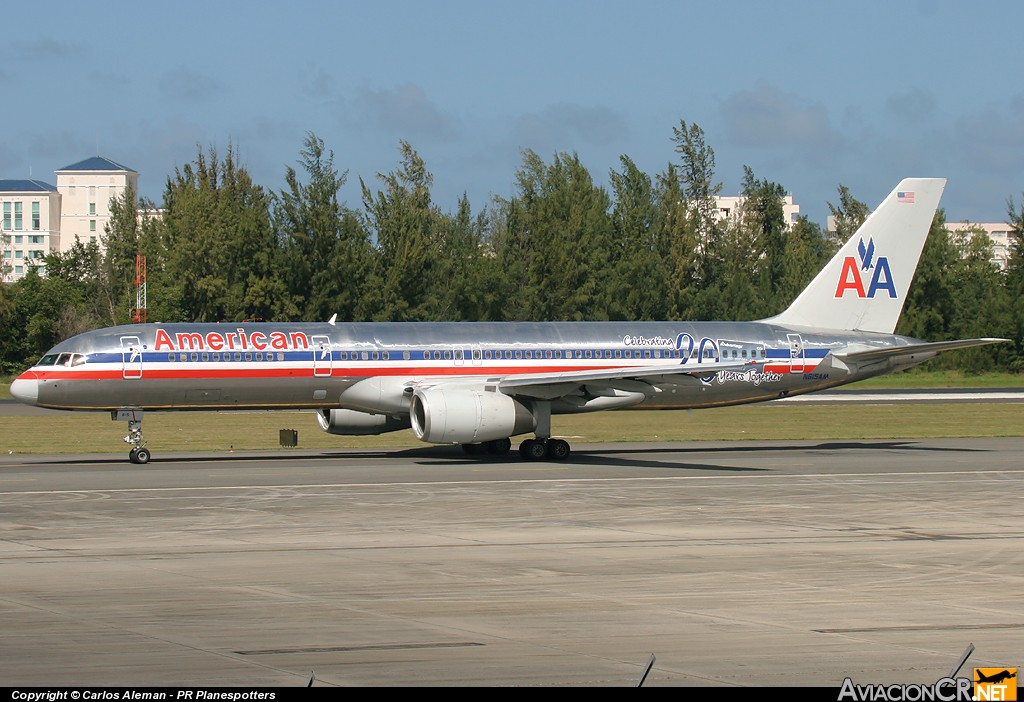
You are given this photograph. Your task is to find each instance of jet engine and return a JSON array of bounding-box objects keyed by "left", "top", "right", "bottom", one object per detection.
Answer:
[
  {"left": 410, "top": 386, "right": 536, "bottom": 444},
  {"left": 317, "top": 408, "right": 410, "bottom": 436}
]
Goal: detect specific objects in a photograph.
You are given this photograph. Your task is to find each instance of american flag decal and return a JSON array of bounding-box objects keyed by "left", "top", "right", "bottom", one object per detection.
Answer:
[{"left": 897, "top": 191, "right": 915, "bottom": 203}]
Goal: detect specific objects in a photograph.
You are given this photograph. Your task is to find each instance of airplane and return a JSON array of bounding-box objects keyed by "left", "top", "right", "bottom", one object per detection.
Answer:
[
  {"left": 9, "top": 178, "right": 1006, "bottom": 464},
  {"left": 975, "top": 670, "right": 1017, "bottom": 685}
]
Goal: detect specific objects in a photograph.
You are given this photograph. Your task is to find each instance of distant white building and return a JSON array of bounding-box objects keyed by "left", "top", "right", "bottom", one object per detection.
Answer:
[
  {"left": 713, "top": 194, "right": 800, "bottom": 229},
  {"left": 0, "top": 179, "right": 62, "bottom": 281},
  {"left": 55, "top": 156, "right": 139, "bottom": 254},
  {"left": 945, "top": 222, "right": 1014, "bottom": 270}
]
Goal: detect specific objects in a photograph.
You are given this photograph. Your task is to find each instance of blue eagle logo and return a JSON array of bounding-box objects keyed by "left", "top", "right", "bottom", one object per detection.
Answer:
[{"left": 857, "top": 238, "right": 875, "bottom": 271}]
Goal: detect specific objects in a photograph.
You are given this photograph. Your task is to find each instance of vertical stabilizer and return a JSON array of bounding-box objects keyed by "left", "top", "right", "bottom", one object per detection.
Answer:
[{"left": 766, "top": 178, "right": 946, "bottom": 333}]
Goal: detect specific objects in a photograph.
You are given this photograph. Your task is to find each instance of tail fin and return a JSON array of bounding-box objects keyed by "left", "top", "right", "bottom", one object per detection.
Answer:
[{"left": 767, "top": 178, "right": 946, "bottom": 334}]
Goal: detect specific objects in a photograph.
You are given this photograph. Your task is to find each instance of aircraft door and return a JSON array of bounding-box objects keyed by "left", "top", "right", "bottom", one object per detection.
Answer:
[
  {"left": 120, "top": 336, "right": 143, "bottom": 379},
  {"left": 311, "top": 335, "right": 333, "bottom": 377},
  {"left": 787, "top": 333, "right": 805, "bottom": 374}
]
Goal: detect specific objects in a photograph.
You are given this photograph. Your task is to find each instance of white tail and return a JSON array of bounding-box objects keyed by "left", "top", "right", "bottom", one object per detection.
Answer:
[{"left": 766, "top": 178, "right": 946, "bottom": 334}]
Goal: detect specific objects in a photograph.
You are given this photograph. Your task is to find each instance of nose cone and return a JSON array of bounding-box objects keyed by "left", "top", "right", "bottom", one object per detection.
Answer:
[{"left": 10, "top": 372, "right": 39, "bottom": 405}]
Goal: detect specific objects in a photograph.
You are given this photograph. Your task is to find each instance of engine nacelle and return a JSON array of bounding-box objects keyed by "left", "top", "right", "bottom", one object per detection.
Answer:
[
  {"left": 410, "top": 386, "right": 536, "bottom": 444},
  {"left": 317, "top": 408, "right": 410, "bottom": 436}
]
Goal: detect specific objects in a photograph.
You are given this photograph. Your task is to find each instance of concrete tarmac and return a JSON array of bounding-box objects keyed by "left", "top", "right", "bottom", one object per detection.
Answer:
[{"left": 0, "top": 439, "right": 1021, "bottom": 687}]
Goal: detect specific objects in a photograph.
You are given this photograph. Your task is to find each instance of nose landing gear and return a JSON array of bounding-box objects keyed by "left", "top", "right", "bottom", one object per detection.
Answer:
[{"left": 113, "top": 408, "right": 151, "bottom": 464}]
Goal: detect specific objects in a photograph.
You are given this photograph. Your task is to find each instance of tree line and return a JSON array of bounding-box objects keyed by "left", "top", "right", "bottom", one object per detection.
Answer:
[{"left": 2, "top": 122, "right": 1022, "bottom": 376}]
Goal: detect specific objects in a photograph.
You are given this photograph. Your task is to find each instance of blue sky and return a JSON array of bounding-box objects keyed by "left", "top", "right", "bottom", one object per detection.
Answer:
[{"left": 2, "top": 0, "right": 1022, "bottom": 225}]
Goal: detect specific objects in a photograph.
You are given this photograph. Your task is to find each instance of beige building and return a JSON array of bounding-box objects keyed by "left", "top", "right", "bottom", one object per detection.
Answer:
[
  {"left": 945, "top": 221, "right": 1014, "bottom": 270},
  {"left": 714, "top": 194, "right": 800, "bottom": 229},
  {"left": 0, "top": 180, "right": 62, "bottom": 281},
  {"left": 55, "top": 156, "right": 138, "bottom": 254},
  {"left": 2, "top": 156, "right": 140, "bottom": 281}
]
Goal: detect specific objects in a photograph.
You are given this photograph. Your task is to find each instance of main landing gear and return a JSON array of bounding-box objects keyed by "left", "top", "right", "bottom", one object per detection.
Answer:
[
  {"left": 518, "top": 437, "right": 571, "bottom": 461},
  {"left": 460, "top": 436, "right": 572, "bottom": 461},
  {"left": 113, "top": 408, "right": 152, "bottom": 464},
  {"left": 461, "top": 400, "right": 572, "bottom": 461},
  {"left": 520, "top": 399, "right": 570, "bottom": 460}
]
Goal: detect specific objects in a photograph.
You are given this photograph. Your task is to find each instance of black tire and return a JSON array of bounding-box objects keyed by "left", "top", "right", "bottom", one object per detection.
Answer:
[
  {"left": 128, "top": 448, "right": 140, "bottom": 464},
  {"left": 485, "top": 438, "right": 512, "bottom": 454},
  {"left": 547, "top": 439, "right": 571, "bottom": 460},
  {"left": 520, "top": 439, "right": 547, "bottom": 461},
  {"left": 134, "top": 447, "right": 151, "bottom": 464}
]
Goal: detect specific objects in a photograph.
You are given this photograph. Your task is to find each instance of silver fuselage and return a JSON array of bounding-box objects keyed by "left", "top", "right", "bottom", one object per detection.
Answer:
[{"left": 13, "top": 321, "right": 930, "bottom": 413}]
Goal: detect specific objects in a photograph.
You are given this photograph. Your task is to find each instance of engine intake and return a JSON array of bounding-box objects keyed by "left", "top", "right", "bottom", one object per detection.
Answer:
[{"left": 410, "top": 386, "right": 536, "bottom": 444}]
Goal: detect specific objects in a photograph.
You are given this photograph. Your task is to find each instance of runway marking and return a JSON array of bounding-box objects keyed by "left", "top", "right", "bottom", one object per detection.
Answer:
[
  {"left": 236, "top": 641, "right": 485, "bottom": 655},
  {"left": 779, "top": 392, "right": 1024, "bottom": 402},
  {"left": 816, "top": 623, "right": 1024, "bottom": 633},
  {"left": 0, "top": 469, "right": 1020, "bottom": 497}
]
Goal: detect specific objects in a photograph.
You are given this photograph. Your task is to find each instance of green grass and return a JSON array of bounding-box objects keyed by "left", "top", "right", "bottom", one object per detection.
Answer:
[
  {"left": 3, "top": 370, "right": 1022, "bottom": 454},
  {"left": 2, "top": 403, "right": 1021, "bottom": 455},
  {"left": 841, "top": 370, "right": 1024, "bottom": 389}
]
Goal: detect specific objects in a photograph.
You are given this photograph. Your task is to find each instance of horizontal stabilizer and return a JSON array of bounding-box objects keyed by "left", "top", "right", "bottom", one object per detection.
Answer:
[{"left": 835, "top": 338, "right": 1008, "bottom": 363}]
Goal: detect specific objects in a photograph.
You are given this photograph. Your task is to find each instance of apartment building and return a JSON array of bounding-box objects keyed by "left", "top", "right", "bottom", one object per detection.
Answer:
[
  {"left": 55, "top": 156, "right": 139, "bottom": 254},
  {"left": 0, "top": 180, "right": 61, "bottom": 280},
  {"left": 1, "top": 157, "right": 138, "bottom": 281}
]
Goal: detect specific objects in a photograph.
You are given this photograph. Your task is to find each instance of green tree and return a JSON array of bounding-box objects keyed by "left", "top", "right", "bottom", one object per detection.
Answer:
[
  {"left": 656, "top": 162, "right": 699, "bottom": 320},
  {"left": 430, "top": 194, "right": 502, "bottom": 321},
  {"left": 276, "top": 132, "right": 370, "bottom": 322},
  {"left": 897, "top": 211, "right": 958, "bottom": 342},
  {"left": 739, "top": 166, "right": 789, "bottom": 316},
  {"left": 777, "top": 215, "right": 835, "bottom": 308},
  {"left": 488, "top": 190, "right": 533, "bottom": 321},
  {"left": 608, "top": 155, "right": 671, "bottom": 320},
  {"left": 361, "top": 141, "right": 440, "bottom": 321},
  {"left": 2, "top": 269, "right": 94, "bottom": 369},
  {"left": 1004, "top": 194, "right": 1024, "bottom": 371},
  {"left": 668, "top": 120, "right": 724, "bottom": 320},
  {"left": 162, "top": 144, "right": 278, "bottom": 322},
  {"left": 827, "top": 185, "right": 869, "bottom": 242},
  {"left": 495, "top": 150, "right": 613, "bottom": 321},
  {"left": 944, "top": 224, "right": 1006, "bottom": 371}
]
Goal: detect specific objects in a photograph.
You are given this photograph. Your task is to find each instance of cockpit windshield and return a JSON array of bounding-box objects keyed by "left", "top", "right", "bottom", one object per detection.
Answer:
[{"left": 36, "top": 353, "right": 87, "bottom": 367}]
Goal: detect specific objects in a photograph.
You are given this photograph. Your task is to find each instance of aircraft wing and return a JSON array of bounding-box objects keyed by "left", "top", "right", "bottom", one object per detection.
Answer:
[
  {"left": 834, "top": 338, "right": 1008, "bottom": 364},
  {"left": 494, "top": 359, "right": 755, "bottom": 400}
]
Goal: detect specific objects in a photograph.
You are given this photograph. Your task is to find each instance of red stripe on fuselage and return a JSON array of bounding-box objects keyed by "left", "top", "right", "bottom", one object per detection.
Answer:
[{"left": 27, "top": 363, "right": 673, "bottom": 381}]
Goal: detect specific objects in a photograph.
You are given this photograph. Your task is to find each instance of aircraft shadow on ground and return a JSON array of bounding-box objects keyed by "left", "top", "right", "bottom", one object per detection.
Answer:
[{"left": 32, "top": 438, "right": 988, "bottom": 469}]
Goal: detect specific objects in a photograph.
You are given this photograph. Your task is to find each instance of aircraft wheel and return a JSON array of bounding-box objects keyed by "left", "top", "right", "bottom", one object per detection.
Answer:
[
  {"left": 485, "top": 438, "right": 512, "bottom": 454},
  {"left": 519, "top": 439, "right": 547, "bottom": 461},
  {"left": 134, "top": 447, "right": 152, "bottom": 464},
  {"left": 462, "top": 443, "right": 482, "bottom": 455},
  {"left": 547, "top": 439, "right": 571, "bottom": 460},
  {"left": 129, "top": 448, "right": 139, "bottom": 464}
]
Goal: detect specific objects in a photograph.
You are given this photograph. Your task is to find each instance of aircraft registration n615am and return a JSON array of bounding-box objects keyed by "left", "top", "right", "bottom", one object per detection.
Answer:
[{"left": 10, "top": 178, "right": 1006, "bottom": 463}]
